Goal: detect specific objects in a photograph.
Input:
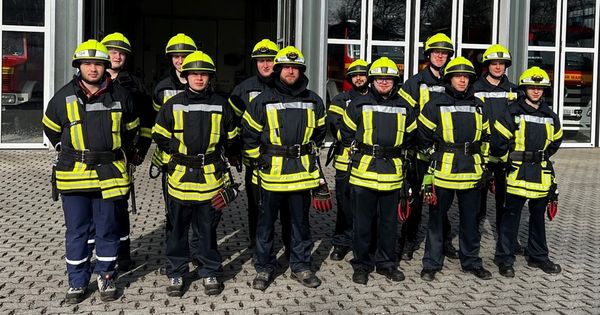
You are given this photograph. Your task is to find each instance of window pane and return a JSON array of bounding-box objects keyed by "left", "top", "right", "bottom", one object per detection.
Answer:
[
  {"left": 529, "top": 0, "right": 557, "bottom": 46},
  {"left": 326, "top": 43, "right": 361, "bottom": 101},
  {"left": 460, "top": 48, "right": 486, "bottom": 78},
  {"left": 372, "top": 0, "right": 406, "bottom": 41},
  {"left": 328, "top": 0, "right": 362, "bottom": 40},
  {"left": 419, "top": 0, "right": 452, "bottom": 42},
  {"left": 527, "top": 51, "right": 555, "bottom": 111},
  {"left": 566, "top": 0, "right": 596, "bottom": 48},
  {"left": 3, "top": 0, "right": 44, "bottom": 26},
  {"left": 371, "top": 45, "right": 405, "bottom": 83},
  {"left": 462, "top": 0, "right": 493, "bottom": 44},
  {"left": 1, "top": 32, "right": 45, "bottom": 143},
  {"left": 562, "top": 52, "right": 594, "bottom": 143}
]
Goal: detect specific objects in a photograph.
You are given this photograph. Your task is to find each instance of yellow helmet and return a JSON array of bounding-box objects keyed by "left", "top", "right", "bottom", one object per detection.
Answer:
[
  {"left": 180, "top": 51, "right": 216, "bottom": 77},
  {"left": 273, "top": 46, "right": 306, "bottom": 71},
  {"left": 443, "top": 56, "right": 476, "bottom": 78},
  {"left": 72, "top": 39, "right": 110, "bottom": 68},
  {"left": 346, "top": 59, "right": 369, "bottom": 77},
  {"left": 518, "top": 66, "right": 551, "bottom": 87},
  {"left": 252, "top": 39, "right": 279, "bottom": 59},
  {"left": 368, "top": 57, "right": 399, "bottom": 78},
  {"left": 482, "top": 44, "right": 512, "bottom": 67},
  {"left": 165, "top": 33, "right": 197, "bottom": 55},
  {"left": 424, "top": 33, "right": 454, "bottom": 57},
  {"left": 101, "top": 32, "right": 131, "bottom": 54}
]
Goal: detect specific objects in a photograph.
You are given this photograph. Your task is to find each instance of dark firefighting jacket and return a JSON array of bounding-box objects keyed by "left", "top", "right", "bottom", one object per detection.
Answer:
[
  {"left": 327, "top": 88, "right": 366, "bottom": 172},
  {"left": 228, "top": 74, "right": 272, "bottom": 166},
  {"left": 399, "top": 67, "right": 445, "bottom": 113},
  {"left": 151, "top": 68, "right": 186, "bottom": 168},
  {"left": 340, "top": 86, "right": 417, "bottom": 191},
  {"left": 473, "top": 74, "right": 521, "bottom": 163},
  {"left": 42, "top": 75, "right": 139, "bottom": 200},
  {"left": 152, "top": 88, "right": 239, "bottom": 203},
  {"left": 492, "top": 98, "right": 563, "bottom": 199},
  {"left": 418, "top": 85, "right": 490, "bottom": 190},
  {"left": 242, "top": 74, "right": 327, "bottom": 192},
  {"left": 114, "top": 70, "right": 153, "bottom": 157}
]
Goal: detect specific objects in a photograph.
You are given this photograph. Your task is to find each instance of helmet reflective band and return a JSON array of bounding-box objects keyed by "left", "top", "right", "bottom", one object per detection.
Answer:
[
  {"left": 519, "top": 66, "right": 551, "bottom": 87},
  {"left": 101, "top": 32, "right": 131, "bottom": 53},
  {"left": 443, "top": 56, "right": 476, "bottom": 78},
  {"left": 72, "top": 39, "right": 111, "bottom": 68},
  {"left": 273, "top": 46, "right": 306, "bottom": 71},
  {"left": 252, "top": 39, "right": 278, "bottom": 58},
  {"left": 165, "top": 33, "right": 197, "bottom": 55},
  {"left": 75, "top": 49, "right": 108, "bottom": 59},
  {"left": 368, "top": 57, "right": 399, "bottom": 78},
  {"left": 180, "top": 51, "right": 216, "bottom": 77}
]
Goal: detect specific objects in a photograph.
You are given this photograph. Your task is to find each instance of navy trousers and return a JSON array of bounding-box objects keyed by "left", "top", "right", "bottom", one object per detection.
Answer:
[{"left": 332, "top": 170, "right": 353, "bottom": 248}]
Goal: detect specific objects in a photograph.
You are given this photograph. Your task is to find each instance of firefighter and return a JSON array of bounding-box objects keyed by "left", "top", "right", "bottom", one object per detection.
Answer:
[
  {"left": 398, "top": 33, "right": 458, "bottom": 260},
  {"left": 228, "top": 39, "right": 291, "bottom": 254},
  {"left": 42, "top": 39, "right": 139, "bottom": 303},
  {"left": 492, "top": 66, "right": 562, "bottom": 277},
  {"left": 100, "top": 31, "right": 153, "bottom": 271},
  {"left": 340, "top": 57, "right": 416, "bottom": 285},
  {"left": 152, "top": 51, "right": 239, "bottom": 296},
  {"left": 243, "top": 46, "right": 327, "bottom": 291},
  {"left": 419, "top": 56, "right": 492, "bottom": 281},
  {"left": 326, "top": 59, "right": 369, "bottom": 261},
  {"left": 149, "top": 33, "right": 198, "bottom": 273}
]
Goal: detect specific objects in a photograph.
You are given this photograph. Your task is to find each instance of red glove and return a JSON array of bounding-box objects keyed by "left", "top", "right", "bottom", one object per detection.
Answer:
[
  {"left": 312, "top": 179, "right": 332, "bottom": 213},
  {"left": 422, "top": 175, "right": 437, "bottom": 206},
  {"left": 546, "top": 201, "right": 557, "bottom": 221},
  {"left": 398, "top": 198, "right": 411, "bottom": 222},
  {"left": 211, "top": 183, "right": 240, "bottom": 210},
  {"left": 488, "top": 179, "right": 496, "bottom": 194}
]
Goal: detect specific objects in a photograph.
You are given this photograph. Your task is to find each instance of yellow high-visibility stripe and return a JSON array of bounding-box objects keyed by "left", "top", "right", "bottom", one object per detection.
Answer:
[
  {"left": 440, "top": 112, "right": 454, "bottom": 143},
  {"left": 419, "top": 114, "right": 436, "bottom": 130},
  {"left": 362, "top": 111, "right": 373, "bottom": 145},
  {"left": 494, "top": 121, "right": 513, "bottom": 139},
  {"left": 243, "top": 111, "right": 263, "bottom": 132},
  {"left": 399, "top": 89, "right": 417, "bottom": 107},
  {"left": 152, "top": 123, "right": 171, "bottom": 139},
  {"left": 329, "top": 104, "right": 345, "bottom": 116},
  {"left": 173, "top": 110, "right": 186, "bottom": 154},
  {"left": 303, "top": 109, "right": 315, "bottom": 144},
  {"left": 244, "top": 146, "right": 260, "bottom": 158},
  {"left": 42, "top": 115, "right": 61, "bottom": 132},
  {"left": 357, "top": 154, "right": 372, "bottom": 173},
  {"left": 228, "top": 98, "right": 244, "bottom": 117},
  {"left": 343, "top": 110, "right": 357, "bottom": 131},
  {"left": 270, "top": 156, "right": 283, "bottom": 175},
  {"left": 514, "top": 120, "right": 526, "bottom": 152},
  {"left": 125, "top": 117, "right": 139, "bottom": 130},
  {"left": 394, "top": 113, "right": 406, "bottom": 146},
  {"left": 207, "top": 113, "right": 221, "bottom": 153},
  {"left": 153, "top": 101, "right": 161, "bottom": 112},
  {"left": 67, "top": 99, "right": 85, "bottom": 150},
  {"left": 228, "top": 127, "right": 239, "bottom": 140},
  {"left": 111, "top": 112, "right": 122, "bottom": 150},
  {"left": 441, "top": 152, "right": 454, "bottom": 174},
  {"left": 544, "top": 123, "right": 553, "bottom": 150},
  {"left": 317, "top": 116, "right": 326, "bottom": 127},
  {"left": 419, "top": 87, "right": 430, "bottom": 110},
  {"left": 553, "top": 128, "right": 563, "bottom": 141},
  {"left": 139, "top": 127, "right": 152, "bottom": 138},
  {"left": 266, "top": 108, "right": 281, "bottom": 145},
  {"left": 474, "top": 111, "right": 482, "bottom": 141}
]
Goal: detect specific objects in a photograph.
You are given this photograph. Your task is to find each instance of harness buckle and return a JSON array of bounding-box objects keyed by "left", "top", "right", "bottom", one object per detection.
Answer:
[
  {"left": 196, "top": 153, "right": 205, "bottom": 166},
  {"left": 291, "top": 144, "right": 302, "bottom": 158},
  {"left": 371, "top": 144, "right": 381, "bottom": 157}
]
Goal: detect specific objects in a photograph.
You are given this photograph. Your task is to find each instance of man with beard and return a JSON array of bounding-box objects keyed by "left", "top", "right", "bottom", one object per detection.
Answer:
[
  {"left": 492, "top": 66, "right": 563, "bottom": 278},
  {"left": 341, "top": 57, "right": 416, "bottom": 285},
  {"left": 100, "top": 32, "right": 153, "bottom": 271},
  {"left": 326, "top": 59, "right": 369, "bottom": 261},
  {"left": 42, "top": 40, "right": 139, "bottom": 303},
  {"left": 229, "top": 39, "right": 291, "bottom": 255},
  {"left": 419, "top": 57, "right": 492, "bottom": 281},
  {"left": 243, "top": 46, "right": 327, "bottom": 291},
  {"left": 397, "top": 33, "right": 458, "bottom": 261}
]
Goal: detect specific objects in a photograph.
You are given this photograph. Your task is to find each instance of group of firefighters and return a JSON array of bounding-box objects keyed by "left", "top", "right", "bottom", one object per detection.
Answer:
[{"left": 42, "top": 31, "right": 563, "bottom": 304}]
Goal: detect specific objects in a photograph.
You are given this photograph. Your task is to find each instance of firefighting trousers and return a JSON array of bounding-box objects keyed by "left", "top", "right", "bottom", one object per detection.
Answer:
[
  {"left": 350, "top": 186, "right": 399, "bottom": 272},
  {"left": 422, "top": 187, "right": 482, "bottom": 270},
  {"left": 495, "top": 193, "right": 550, "bottom": 266},
  {"left": 245, "top": 166, "right": 291, "bottom": 249},
  {"left": 63, "top": 192, "right": 124, "bottom": 288},
  {"left": 400, "top": 159, "right": 452, "bottom": 246},
  {"left": 478, "top": 162, "right": 507, "bottom": 227},
  {"left": 332, "top": 170, "right": 352, "bottom": 248},
  {"left": 166, "top": 199, "right": 223, "bottom": 278},
  {"left": 254, "top": 189, "right": 312, "bottom": 274},
  {"left": 87, "top": 206, "right": 131, "bottom": 261}
]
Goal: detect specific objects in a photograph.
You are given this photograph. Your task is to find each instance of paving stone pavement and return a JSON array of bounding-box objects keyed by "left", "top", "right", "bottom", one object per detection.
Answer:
[{"left": 0, "top": 147, "right": 599, "bottom": 314}]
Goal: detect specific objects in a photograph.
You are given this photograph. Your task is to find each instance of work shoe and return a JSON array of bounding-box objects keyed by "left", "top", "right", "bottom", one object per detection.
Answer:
[
  {"left": 528, "top": 260, "right": 562, "bottom": 274},
  {"left": 252, "top": 272, "right": 272, "bottom": 291},
  {"left": 352, "top": 269, "right": 369, "bottom": 285},
  {"left": 400, "top": 242, "right": 417, "bottom": 261},
  {"left": 329, "top": 246, "right": 350, "bottom": 261},
  {"left": 65, "top": 286, "right": 87, "bottom": 304},
  {"left": 420, "top": 268, "right": 438, "bottom": 282},
  {"left": 166, "top": 277, "right": 184, "bottom": 297},
  {"left": 498, "top": 264, "right": 515, "bottom": 278},
  {"left": 376, "top": 268, "right": 405, "bottom": 282},
  {"left": 203, "top": 277, "right": 224, "bottom": 296},
  {"left": 290, "top": 270, "right": 322, "bottom": 288},
  {"left": 515, "top": 241, "right": 525, "bottom": 256},
  {"left": 462, "top": 266, "right": 492, "bottom": 280},
  {"left": 97, "top": 274, "right": 117, "bottom": 302},
  {"left": 116, "top": 258, "right": 135, "bottom": 272},
  {"left": 443, "top": 242, "right": 459, "bottom": 259}
]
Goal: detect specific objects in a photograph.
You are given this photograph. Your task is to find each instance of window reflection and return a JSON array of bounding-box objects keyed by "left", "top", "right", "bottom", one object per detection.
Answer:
[
  {"left": 460, "top": 48, "right": 485, "bottom": 78},
  {"left": 328, "top": 0, "right": 362, "bottom": 39},
  {"left": 529, "top": 0, "right": 557, "bottom": 46},
  {"left": 372, "top": 0, "right": 406, "bottom": 41},
  {"left": 527, "top": 51, "right": 555, "bottom": 111},
  {"left": 562, "top": 52, "right": 593, "bottom": 142},
  {"left": 327, "top": 43, "right": 361, "bottom": 102},
  {"left": 371, "top": 45, "right": 404, "bottom": 83},
  {"left": 462, "top": 0, "right": 492, "bottom": 44},
  {"left": 419, "top": 0, "right": 452, "bottom": 42},
  {"left": 566, "top": 0, "right": 596, "bottom": 48},
  {"left": 1, "top": 32, "right": 45, "bottom": 143},
  {"left": 3, "top": 0, "right": 44, "bottom": 26}
]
